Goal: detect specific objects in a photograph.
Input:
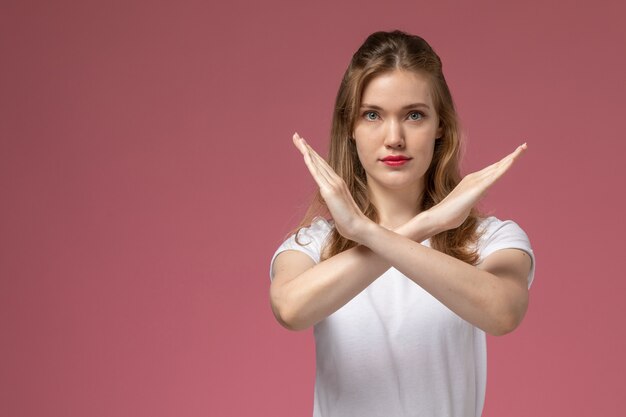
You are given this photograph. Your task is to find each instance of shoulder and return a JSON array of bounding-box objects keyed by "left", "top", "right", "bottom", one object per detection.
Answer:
[
  {"left": 293, "top": 216, "right": 334, "bottom": 246},
  {"left": 475, "top": 216, "right": 536, "bottom": 288},
  {"left": 269, "top": 217, "right": 334, "bottom": 280},
  {"left": 476, "top": 216, "right": 532, "bottom": 253}
]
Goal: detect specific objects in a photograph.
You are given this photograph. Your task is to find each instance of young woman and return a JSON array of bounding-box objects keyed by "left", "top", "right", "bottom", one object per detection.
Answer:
[{"left": 269, "top": 30, "right": 535, "bottom": 417}]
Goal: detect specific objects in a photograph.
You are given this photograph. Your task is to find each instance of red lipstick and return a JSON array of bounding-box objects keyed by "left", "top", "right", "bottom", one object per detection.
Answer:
[{"left": 381, "top": 155, "right": 411, "bottom": 167}]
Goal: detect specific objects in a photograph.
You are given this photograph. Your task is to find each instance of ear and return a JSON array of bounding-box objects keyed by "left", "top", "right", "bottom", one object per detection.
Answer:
[{"left": 436, "top": 122, "right": 444, "bottom": 140}]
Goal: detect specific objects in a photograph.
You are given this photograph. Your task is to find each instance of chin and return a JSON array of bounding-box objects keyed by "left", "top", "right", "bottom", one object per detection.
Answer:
[
  {"left": 388, "top": 183, "right": 419, "bottom": 192},
  {"left": 372, "top": 179, "right": 421, "bottom": 192}
]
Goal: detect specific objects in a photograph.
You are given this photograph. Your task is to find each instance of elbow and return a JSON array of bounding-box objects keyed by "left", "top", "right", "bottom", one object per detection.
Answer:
[
  {"left": 488, "top": 289, "right": 529, "bottom": 336},
  {"left": 283, "top": 318, "right": 310, "bottom": 332},
  {"left": 269, "top": 291, "right": 311, "bottom": 332},
  {"left": 489, "top": 317, "right": 518, "bottom": 336},
  {"left": 489, "top": 308, "right": 527, "bottom": 337},
  {"left": 274, "top": 307, "right": 310, "bottom": 332}
]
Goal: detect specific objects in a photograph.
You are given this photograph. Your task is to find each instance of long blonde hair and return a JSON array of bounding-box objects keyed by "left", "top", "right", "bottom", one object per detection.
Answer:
[{"left": 292, "top": 30, "right": 483, "bottom": 265}]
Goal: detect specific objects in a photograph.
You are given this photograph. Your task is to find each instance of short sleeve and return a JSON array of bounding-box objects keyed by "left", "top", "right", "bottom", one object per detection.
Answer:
[
  {"left": 269, "top": 217, "right": 333, "bottom": 281},
  {"left": 477, "top": 217, "right": 536, "bottom": 289}
]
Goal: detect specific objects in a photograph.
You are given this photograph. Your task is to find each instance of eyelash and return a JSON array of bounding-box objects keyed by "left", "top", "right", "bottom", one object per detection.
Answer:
[
  {"left": 362, "top": 111, "right": 425, "bottom": 121},
  {"left": 407, "top": 111, "right": 424, "bottom": 121},
  {"left": 364, "top": 111, "right": 379, "bottom": 121}
]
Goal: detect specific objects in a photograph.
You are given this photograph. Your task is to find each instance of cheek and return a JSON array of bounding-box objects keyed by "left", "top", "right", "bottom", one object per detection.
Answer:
[
  {"left": 353, "top": 139, "right": 374, "bottom": 167},
  {"left": 353, "top": 124, "right": 378, "bottom": 156},
  {"left": 422, "top": 141, "right": 437, "bottom": 170},
  {"left": 354, "top": 145, "right": 366, "bottom": 168}
]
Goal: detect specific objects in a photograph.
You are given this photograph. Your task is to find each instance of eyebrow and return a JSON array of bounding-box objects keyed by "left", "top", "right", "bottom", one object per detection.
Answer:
[{"left": 360, "top": 103, "right": 431, "bottom": 110}]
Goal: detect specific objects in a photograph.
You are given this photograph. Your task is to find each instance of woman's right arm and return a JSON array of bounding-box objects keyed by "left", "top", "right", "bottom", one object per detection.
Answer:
[
  {"left": 269, "top": 210, "right": 440, "bottom": 331},
  {"left": 271, "top": 133, "right": 526, "bottom": 331}
]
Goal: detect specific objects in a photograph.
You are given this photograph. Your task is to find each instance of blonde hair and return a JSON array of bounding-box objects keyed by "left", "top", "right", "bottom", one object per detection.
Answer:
[{"left": 292, "top": 30, "right": 483, "bottom": 265}]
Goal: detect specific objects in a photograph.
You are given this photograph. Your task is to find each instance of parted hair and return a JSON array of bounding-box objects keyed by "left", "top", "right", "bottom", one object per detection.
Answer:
[{"left": 292, "top": 30, "right": 483, "bottom": 265}]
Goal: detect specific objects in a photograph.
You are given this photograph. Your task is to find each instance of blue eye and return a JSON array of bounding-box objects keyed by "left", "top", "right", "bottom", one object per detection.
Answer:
[
  {"left": 364, "top": 111, "right": 378, "bottom": 121},
  {"left": 408, "top": 112, "right": 423, "bottom": 121}
]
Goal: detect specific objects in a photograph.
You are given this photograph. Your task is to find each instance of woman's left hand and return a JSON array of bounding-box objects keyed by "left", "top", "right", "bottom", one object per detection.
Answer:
[
  {"left": 292, "top": 132, "right": 372, "bottom": 243},
  {"left": 428, "top": 142, "right": 528, "bottom": 233}
]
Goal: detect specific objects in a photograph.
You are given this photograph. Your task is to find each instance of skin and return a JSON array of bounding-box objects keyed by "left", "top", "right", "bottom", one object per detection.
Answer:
[
  {"left": 270, "top": 69, "right": 530, "bottom": 336},
  {"left": 353, "top": 70, "right": 442, "bottom": 229}
]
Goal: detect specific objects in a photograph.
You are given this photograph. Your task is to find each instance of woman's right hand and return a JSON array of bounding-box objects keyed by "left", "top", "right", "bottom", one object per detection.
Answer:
[
  {"left": 292, "top": 132, "right": 373, "bottom": 244},
  {"left": 428, "top": 143, "right": 528, "bottom": 233}
]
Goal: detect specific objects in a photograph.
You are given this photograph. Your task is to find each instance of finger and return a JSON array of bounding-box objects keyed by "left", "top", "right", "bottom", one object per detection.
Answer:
[
  {"left": 295, "top": 134, "right": 334, "bottom": 189},
  {"left": 302, "top": 147, "right": 333, "bottom": 189},
  {"left": 304, "top": 141, "right": 341, "bottom": 182},
  {"left": 297, "top": 134, "right": 338, "bottom": 184},
  {"left": 304, "top": 143, "right": 336, "bottom": 183},
  {"left": 498, "top": 142, "right": 527, "bottom": 167},
  {"left": 495, "top": 142, "right": 527, "bottom": 172},
  {"left": 292, "top": 132, "right": 308, "bottom": 156},
  {"left": 298, "top": 136, "right": 363, "bottom": 215},
  {"left": 481, "top": 142, "right": 528, "bottom": 184},
  {"left": 294, "top": 133, "right": 322, "bottom": 162},
  {"left": 474, "top": 142, "right": 527, "bottom": 179},
  {"left": 293, "top": 133, "right": 324, "bottom": 180}
]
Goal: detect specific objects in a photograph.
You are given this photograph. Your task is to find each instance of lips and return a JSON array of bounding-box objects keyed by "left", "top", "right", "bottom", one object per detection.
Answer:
[
  {"left": 380, "top": 155, "right": 411, "bottom": 167},
  {"left": 381, "top": 155, "right": 411, "bottom": 162}
]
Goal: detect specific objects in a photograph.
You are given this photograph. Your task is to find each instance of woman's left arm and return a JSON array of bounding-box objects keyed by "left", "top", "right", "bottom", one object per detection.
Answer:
[
  {"left": 358, "top": 224, "right": 531, "bottom": 336},
  {"left": 293, "top": 132, "right": 531, "bottom": 336}
]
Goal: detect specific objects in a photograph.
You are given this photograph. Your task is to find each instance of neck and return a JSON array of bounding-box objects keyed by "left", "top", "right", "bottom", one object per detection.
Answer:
[{"left": 367, "top": 181, "right": 424, "bottom": 230}]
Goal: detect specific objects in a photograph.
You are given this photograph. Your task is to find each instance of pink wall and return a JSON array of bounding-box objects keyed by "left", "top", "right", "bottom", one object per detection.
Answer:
[{"left": 2, "top": 0, "right": 625, "bottom": 416}]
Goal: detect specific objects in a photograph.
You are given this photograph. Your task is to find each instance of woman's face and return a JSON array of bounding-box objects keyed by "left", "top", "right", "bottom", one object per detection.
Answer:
[{"left": 352, "top": 69, "right": 443, "bottom": 196}]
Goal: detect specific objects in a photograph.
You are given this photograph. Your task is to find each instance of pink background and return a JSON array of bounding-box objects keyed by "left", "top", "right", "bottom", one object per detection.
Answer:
[{"left": 2, "top": 0, "right": 625, "bottom": 416}]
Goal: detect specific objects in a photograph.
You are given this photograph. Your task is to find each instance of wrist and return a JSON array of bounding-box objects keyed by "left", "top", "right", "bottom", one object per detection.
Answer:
[
  {"left": 396, "top": 210, "right": 442, "bottom": 242},
  {"left": 355, "top": 218, "right": 382, "bottom": 247}
]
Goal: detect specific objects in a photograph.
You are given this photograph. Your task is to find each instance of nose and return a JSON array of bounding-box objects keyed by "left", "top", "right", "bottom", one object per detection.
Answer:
[{"left": 383, "top": 120, "right": 405, "bottom": 149}]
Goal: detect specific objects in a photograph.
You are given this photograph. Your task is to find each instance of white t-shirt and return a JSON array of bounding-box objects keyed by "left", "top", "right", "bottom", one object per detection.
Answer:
[{"left": 269, "top": 216, "right": 535, "bottom": 417}]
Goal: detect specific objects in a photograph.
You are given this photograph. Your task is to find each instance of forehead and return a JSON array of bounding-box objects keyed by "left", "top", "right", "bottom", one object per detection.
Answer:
[{"left": 361, "top": 70, "right": 434, "bottom": 108}]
